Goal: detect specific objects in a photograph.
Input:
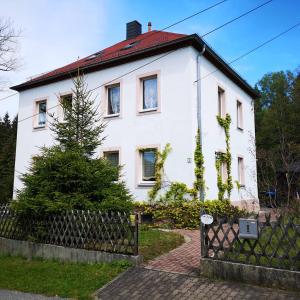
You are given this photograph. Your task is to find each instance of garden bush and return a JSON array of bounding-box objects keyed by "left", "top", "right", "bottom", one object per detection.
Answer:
[
  {"left": 135, "top": 199, "right": 247, "bottom": 229},
  {"left": 157, "top": 182, "right": 195, "bottom": 205}
]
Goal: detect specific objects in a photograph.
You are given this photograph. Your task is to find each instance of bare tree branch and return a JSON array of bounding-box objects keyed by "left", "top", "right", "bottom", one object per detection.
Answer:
[{"left": 0, "top": 18, "right": 20, "bottom": 72}]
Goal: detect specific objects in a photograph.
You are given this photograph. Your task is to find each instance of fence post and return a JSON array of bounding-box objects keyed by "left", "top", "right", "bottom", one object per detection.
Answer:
[
  {"left": 134, "top": 213, "right": 139, "bottom": 256},
  {"left": 200, "top": 223, "right": 207, "bottom": 258}
]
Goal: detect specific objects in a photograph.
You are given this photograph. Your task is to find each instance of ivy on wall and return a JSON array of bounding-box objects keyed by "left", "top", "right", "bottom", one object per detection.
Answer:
[
  {"left": 148, "top": 129, "right": 206, "bottom": 203},
  {"left": 148, "top": 143, "right": 172, "bottom": 203},
  {"left": 216, "top": 114, "right": 233, "bottom": 200},
  {"left": 193, "top": 129, "right": 205, "bottom": 200}
]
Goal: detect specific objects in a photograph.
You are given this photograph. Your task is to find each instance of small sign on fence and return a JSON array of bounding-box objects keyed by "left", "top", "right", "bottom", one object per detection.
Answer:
[
  {"left": 239, "top": 218, "right": 258, "bottom": 239},
  {"left": 201, "top": 214, "right": 214, "bottom": 225}
]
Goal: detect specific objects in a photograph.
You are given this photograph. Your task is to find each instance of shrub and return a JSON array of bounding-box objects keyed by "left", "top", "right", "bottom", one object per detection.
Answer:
[
  {"left": 158, "top": 182, "right": 194, "bottom": 205},
  {"left": 13, "top": 147, "right": 133, "bottom": 218},
  {"left": 135, "top": 199, "right": 246, "bottom": 229}
]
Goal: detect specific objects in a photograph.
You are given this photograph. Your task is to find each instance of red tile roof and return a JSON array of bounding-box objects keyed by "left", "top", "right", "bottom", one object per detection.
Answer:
[
  {"left": 11, "top": 30, "right": 258, "bottom": 98},
  {"left": 26, "top": 31, "right": 186, "bottom": 83}
]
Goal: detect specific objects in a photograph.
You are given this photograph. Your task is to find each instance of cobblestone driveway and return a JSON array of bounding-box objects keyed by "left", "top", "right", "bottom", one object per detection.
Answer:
[{"left": 96, "top": 267, "right": 300, "bottom": 300}]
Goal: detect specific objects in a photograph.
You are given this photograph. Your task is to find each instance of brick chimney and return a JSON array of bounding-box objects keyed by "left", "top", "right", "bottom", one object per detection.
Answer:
[
  {"left": 148, "top": 21, "right": 152, "bottom": 32},
  {"left": 126, "top": 21, "right": 142, "bottom": 40}
]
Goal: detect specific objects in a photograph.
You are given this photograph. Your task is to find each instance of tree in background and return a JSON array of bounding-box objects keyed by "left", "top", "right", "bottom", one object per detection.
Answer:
[
  {"left": 0, "top": 113, "right": 17, "bottom": 203},
  {"left": 14, "top": 74, "right": 132, "bottom": 217},
  {"left": 255, "top": 69, "right": 300, "bottom": 206}
]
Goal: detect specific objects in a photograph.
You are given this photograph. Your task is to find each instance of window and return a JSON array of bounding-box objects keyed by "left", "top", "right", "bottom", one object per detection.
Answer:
[
  {"left": 221, "top": 161, "right": 228, "bottom": 183},
  {"left": 218, "top": 87, "right": 225, "bottom": 117},
  {"left": 142, "top": 76, "right": 157, "bottom": 111},
  {"left": 238, "top": 157, "right": 245, "bottom": 186},
  {"left": 107, "top": 84, "right": 120, "bottom": 116},
  {"left": 60, "top": 94, "right": 72, "bottom": 120},
  {"left": 35, "top": 100, "right": 47, "bottom": 128},
  {"left": 237, "top": 100, "right": 243, "bottom": 130},
  {"left": 104, "top": 151, "right": 119, "bottom": 167},
  {"left": 216, "top": 152, "right": 228, "bottom": 183},
  {"left": 141, "top": 149, "right": 156, "bottom": 182},
  {"left": 104, "top": 150, "right": 120, "bottom": 181}
]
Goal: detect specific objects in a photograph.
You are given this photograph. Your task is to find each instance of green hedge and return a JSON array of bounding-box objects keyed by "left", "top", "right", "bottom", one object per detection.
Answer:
[{"left": 135, "top": 200, "right": 247, "bottom": 229}]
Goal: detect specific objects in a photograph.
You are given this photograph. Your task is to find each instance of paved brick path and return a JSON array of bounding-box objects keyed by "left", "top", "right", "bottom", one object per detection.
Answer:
[
  {"left": 96, "top": 267, "right": 299, "bottom": 300},
  {"left": 145, "top": 229, "right": 200, "bottom": 275}
]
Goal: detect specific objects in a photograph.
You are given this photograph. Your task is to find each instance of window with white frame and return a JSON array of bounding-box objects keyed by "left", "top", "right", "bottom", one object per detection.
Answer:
[
  {"left": 107, "top": 84, "right": 120, "bottom": 116},
  {"left": 60, "top": 94, "right": 72, "bottom": 120},
  {"left": 218, "top": 87, "right": 225, "bottom": 117},
  {"left": 104, "top": 151, "right": 119, "bottom": 167},
  {"left": 142, "top": 76, "right": 158, "bottom": 111},
  {"left": 238, "top": 157, "right": 245, "bottom": 186},
  {"left": 237, "top": 100, "right": 243, "bottom": 130},
  {"left": 140, "top": 148, "right": 156, "bottom": 182},
  {"left": 216, "top": 152, "right": 228, "bottom": 183},
  {"left": 221, "top": 161, "right": 228, "bottom": 183},
  {"left": 35, "top": 100, "right": 47, "bottom": 128}
]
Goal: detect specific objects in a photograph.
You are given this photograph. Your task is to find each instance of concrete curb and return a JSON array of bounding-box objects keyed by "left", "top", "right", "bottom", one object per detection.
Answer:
[
  {"left": 0, "top": 237, "right": 143, "bottom": 265},
  {"left": 200, "top": 258, "right": 300, "bottom": 291}
]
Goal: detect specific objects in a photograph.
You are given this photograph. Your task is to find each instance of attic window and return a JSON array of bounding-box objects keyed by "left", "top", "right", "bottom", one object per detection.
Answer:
[
  {"left": 121, "top": 41, "right": 140, "bottom": 50},
  {"left": 85, "top": 51, "right": 104, "bottom": 61}
]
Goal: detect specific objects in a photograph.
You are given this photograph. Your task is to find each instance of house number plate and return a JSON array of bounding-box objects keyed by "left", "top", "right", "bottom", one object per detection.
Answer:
[{"left": 201, "top": 214, "right": 214, "bottom": 225}]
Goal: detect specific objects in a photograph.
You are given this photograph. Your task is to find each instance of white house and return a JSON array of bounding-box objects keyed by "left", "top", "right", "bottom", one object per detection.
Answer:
[{"left": 11, "top": 21, "right": 259, "bottom": 211}]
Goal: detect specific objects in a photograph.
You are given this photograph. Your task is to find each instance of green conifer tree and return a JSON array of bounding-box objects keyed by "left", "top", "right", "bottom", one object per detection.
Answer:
[{"left": 51, "top": 73, "right": 106, "bottom": 156}]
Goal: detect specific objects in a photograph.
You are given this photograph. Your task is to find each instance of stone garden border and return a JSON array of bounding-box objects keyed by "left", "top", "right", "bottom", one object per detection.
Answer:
[
  {"left": 0, "top": 237, "right": 143, "bottom": 265},
  {"left": 200, "top": 258, "right": 300, "bottom": 291}
]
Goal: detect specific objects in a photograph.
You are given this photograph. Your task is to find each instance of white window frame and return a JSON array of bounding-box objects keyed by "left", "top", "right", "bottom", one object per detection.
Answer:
[
  {"left": 137, "top": 71, "right": 161, "bottom": 115},
  {"left": 237, "top": 100, "right": 243, "bottom": 130},
  {"left": 216, "top": 151, "right": 228, "bottom": 184},
  {"left": 33, "top": 98, "right": 47, "bottom": 129},
  {"left": 218, "top": 87, "right": 226, "bottom": 117},
  {"left": 221, "top": 160, "right": 228, "bottom": 184},
  {"left": 104, "top": 83, "right": 121, "bottom": 118},
  {"left": 238, "top": 156, "right": 245, "bottom": 186},
  {"left": 136, "top": 145, "right": 158, "bottom": 187}
]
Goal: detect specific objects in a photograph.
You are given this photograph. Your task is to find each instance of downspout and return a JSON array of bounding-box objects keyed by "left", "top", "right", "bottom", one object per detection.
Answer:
[
  {"left": 197, "top": 45, "right": 206, "bottom": 202},
  {"left": 197, "top": 45, "right": 206, "bottom": 259}
]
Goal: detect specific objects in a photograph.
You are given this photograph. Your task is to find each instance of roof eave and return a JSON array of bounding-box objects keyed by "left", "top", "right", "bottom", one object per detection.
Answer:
[
  {"left": 190, "top": 34, "right": 259, "bottom": 99},
  {"left": 10, "top": 35, "right": 193, "bottom": 92}
]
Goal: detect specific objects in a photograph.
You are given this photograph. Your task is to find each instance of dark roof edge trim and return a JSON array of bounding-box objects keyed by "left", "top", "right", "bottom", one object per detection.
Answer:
[{"left": 11, "top": 34, "right": 259, "bottom": 98}]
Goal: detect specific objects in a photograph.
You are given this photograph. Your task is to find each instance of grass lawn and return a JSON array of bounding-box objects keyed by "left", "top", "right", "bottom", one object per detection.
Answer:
[
  {"left": 139, "top": 227, "right": 185, "bottom": 262},
  {"left": 0, "top": 228, "right": 184, "bottom": 299},
  {"left": 0, "top": 255, "right": 130, "bottom": 300}
]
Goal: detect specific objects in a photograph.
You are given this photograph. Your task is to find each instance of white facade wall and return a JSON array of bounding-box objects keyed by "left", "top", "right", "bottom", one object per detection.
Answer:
[
  {"left": 13, "top": 46, "right": 258, "bottom": 208},
  {"left": 194, "top": 48, "right": 258, "bottom": 209}
]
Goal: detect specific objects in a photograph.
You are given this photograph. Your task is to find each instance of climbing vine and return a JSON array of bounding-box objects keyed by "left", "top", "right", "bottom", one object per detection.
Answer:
[
  {"left": 216, "top": 114, "right": 233, "bottom": 200},
  {"left": 148, "top": 143, "right": 172, "bottom": 203},
  {"left": 193, "top": 129, "right": 205, "bottom": 200}
]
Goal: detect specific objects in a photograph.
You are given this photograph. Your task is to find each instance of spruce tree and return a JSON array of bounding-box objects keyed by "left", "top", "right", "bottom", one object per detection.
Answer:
[
  {"left": 51, "top": 73, "right": 106, "bottom": 156},
  {"left": 14, "top": 72, "right": 132, "bottom": 216}
]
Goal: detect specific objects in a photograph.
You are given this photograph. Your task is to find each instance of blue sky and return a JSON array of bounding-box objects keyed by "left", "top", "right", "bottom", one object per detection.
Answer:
[{"left": 0, "top": 0, "right": 299, "bottom": 117}]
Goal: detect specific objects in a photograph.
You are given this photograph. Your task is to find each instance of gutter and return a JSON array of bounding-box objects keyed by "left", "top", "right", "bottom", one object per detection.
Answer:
[{"left": 196, "top": 45, "right": 206, "bottom": 203}]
